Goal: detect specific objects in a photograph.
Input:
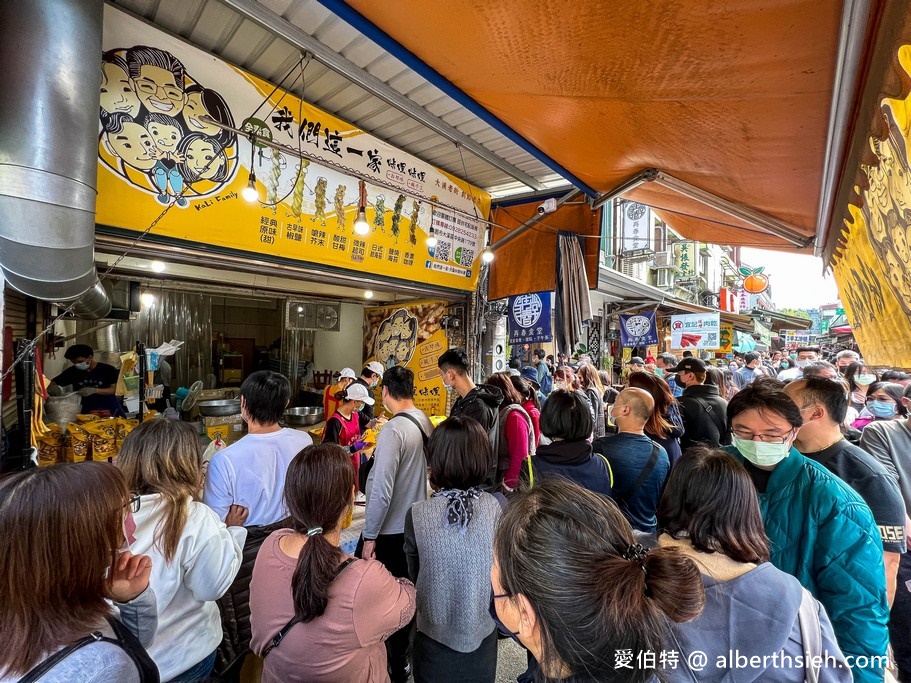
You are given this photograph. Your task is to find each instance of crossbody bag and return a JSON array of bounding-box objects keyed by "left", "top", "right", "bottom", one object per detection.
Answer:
[
  {"left": 262, "top": 557, "right": 357, "bottom": 657},
  {"left": 358, "top": 412, "right": 430, "bottom": 493}
]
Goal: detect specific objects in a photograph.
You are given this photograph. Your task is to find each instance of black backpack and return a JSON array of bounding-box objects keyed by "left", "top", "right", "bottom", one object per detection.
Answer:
[{"left": 17, "top": 617, "right": 159, "bottom": 683}]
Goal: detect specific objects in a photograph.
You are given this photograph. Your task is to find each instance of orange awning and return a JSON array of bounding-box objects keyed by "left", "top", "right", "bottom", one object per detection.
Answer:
[{"left": 343, "top": 0, "right": 870, "bottom": 251}]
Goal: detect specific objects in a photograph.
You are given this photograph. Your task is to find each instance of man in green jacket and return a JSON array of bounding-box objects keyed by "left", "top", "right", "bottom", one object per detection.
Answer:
[{"left": 724, "top": 379, "right": 888, "bottom": 683}]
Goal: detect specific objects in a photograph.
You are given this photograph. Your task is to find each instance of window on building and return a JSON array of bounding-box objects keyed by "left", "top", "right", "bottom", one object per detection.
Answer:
[{"left": 653, "top": 222, "right": 666, "bottom": 254}]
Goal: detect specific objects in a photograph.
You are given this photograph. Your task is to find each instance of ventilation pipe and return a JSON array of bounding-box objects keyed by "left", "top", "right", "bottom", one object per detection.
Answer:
[{"left": 0, "top": 0, "right": 111, "bottom": 319}]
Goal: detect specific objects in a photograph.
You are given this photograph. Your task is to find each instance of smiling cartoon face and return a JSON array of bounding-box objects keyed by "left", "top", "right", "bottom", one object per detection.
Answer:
[
  {"left": 100, "top": 62, "right": 141, "bottom": 118},
  {"left": 146, "top": 119, "right": 182, "bottom": 153},
  {"left": 184, "top": 137, "right": 224, "bottom": 179},
  {"left": 132, "top": 65, "right": 185, "bottom": 116},
  {"left": 107, "top": 121, "right": 157, "bottom": 170},
  {"left": 182, "top": 92, "right": 221, "bottom": 137}
]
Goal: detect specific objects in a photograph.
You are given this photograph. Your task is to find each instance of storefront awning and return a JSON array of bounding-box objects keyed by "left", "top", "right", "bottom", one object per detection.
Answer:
[{"left": 338, "top": 0, "right": 878, "bottom": 252}]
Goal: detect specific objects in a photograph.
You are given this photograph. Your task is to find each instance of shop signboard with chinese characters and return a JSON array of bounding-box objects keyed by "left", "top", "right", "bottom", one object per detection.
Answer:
[
  {"left": 507, "top": 292, "right": 553, "bottom": 345},
  {"left": 781, "top": 330, "right": 816, "bottom": 347},
  {"left": 96, "top": 6, "right": 490, "bottom": 292},
  {"left": 620, "top": 202, "right": 652, "bottom": 253},
  {"left": 619, "top": 311, "right": 658, "bottom": 348},
  {"left": 675, "top": 241, "right": 696, "bottom": 276},
  {"left": 363, "top": 301, "right": 448, "bottom": 417},
  {"left": 670, "top": 313, "right": 720, "bottom": 350},
  {"left": 717, "top": 323, "right": 734, "bottom": 353}
]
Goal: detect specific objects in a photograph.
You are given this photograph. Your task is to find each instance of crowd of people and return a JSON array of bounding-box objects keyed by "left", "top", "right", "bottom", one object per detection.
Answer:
[{"left": 2, "top": 343, "right": 910, "bottom": 683}]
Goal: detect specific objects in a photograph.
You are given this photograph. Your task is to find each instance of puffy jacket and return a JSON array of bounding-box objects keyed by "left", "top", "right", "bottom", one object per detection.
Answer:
[
  {"left": 214, "top": 517, "right": 292, "bottom": 675},
  {"left": 451, "top": 384, "right": 504, "bottom": 484},
  {"left": 725, "top": 446, "right": 888, "bottom": 683},
  {"left": 679, "top": 383, "right": 730, "bottom": 449}
]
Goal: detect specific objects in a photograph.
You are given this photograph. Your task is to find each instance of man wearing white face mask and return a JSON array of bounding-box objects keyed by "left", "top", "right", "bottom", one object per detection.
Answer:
[
  {"left": 777, "top": 346, "right": 820, "bottom": 382},
  {"left": 724, "top": 378, "right": 888, "bottom": 683}
]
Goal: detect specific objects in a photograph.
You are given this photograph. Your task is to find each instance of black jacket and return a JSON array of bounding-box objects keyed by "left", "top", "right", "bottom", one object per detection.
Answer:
[
  {"left": 678, "top": 383, "right": 730, "bottom": 450},
  {"left": 450, "top": 384, "right": 504, "bottom": 483},
  {"left": 214, "top": 518, "right": 292, "bottom": 676}
]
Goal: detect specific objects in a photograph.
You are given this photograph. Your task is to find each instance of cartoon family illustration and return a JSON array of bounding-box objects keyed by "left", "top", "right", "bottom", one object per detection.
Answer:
[{"left": 99, "top": 46, "right": 237, "bottom": 206}]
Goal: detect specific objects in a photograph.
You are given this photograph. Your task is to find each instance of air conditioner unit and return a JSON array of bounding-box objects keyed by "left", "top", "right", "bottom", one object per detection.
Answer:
[
  {"left": 286, "top": 300, "right": 341, "bottom": 331},
  {"left": 651, "top": 251, "right": 675, "bottom": 269}
]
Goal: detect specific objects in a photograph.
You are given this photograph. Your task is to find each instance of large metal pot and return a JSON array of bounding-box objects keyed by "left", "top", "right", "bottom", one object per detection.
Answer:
[
  {"left": 197, "top": 399, "right": 242, "bottom": 417},
  {"left": 284, "top": 406, "right": 325, "bottom": 426}
]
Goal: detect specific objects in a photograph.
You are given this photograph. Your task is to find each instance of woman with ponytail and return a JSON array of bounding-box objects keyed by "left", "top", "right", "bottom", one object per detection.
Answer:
[
  {"left": 657, "top": 447, "right": 851, "bottom": 682},
  {"left": 492, "top": 479, "right": 704, "bottom": 682},
  {"left": 118, "top": 419, "right": 246, "bottom": 681},
  {"left": 250, "top": 443, "right": 415, "bottom": 682}
]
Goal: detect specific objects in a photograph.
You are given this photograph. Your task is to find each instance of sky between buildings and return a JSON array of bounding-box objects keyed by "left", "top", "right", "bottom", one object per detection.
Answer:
[{"left": 740, "top": 248, "right": 841, "bottom": 310}]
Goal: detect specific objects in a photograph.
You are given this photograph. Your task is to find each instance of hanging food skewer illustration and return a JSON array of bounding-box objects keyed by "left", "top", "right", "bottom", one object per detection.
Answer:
[
  {"left": 408, "top": 200, "right": 421, "bottom": 246},
  {"left": 288, "top": 159, "right": 310, "bottom": 218},
  {"left": 312, "top": 177, "right": 328, "bottom": 226},
  {"left": 373, "top": 195, "right": 386, "bottom": 228},
  {"left": 390, "top": 194, "right": 406, "bottom": 242},
  {"left": 266, "top": 147, "right": 284, "bottom": 212},
  {"left": 334, "top": 185, "right": 347, "bottom": 229}
]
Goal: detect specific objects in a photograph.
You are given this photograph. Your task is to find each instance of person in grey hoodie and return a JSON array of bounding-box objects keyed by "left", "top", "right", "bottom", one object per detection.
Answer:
[{"left": 656, "top": 447, "right": 851, "bottom": 682}]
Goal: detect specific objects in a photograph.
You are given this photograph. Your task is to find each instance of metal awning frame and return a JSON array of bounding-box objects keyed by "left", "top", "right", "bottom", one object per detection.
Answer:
[{"left": 590, "top": 169, "right": 812, "bottom": 248}]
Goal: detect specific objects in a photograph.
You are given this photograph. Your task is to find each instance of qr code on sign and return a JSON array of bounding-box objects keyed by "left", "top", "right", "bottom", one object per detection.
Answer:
[
  {"left": 435, "top": 240, "right": 451, "bottom": 263},
  {"left": 460, "top": 248, "right": 475, "bottom": 267}
]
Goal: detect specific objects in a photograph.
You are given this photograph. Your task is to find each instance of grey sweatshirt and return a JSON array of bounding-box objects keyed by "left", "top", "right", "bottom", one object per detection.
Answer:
[
  {"left": 363, "top": 409, "right": 432, "bottom": 538},
  {"left": 859, "top": 419, "right": 911, "bottom": 513}
]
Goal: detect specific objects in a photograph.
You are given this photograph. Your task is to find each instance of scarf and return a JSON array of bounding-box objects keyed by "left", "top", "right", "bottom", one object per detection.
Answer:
[{"left": 432, "top": 487, "right": 482, "bottom": 534}]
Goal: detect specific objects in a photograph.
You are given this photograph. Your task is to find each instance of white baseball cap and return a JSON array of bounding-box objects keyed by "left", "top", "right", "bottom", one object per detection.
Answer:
[
  {"left": 337, "top": 367, "right": 357, "bottom": 379},
  {"left": 366, "top": 361, "right": 385, "bottom": 378},
  {"left": 344, "top": 382, "right": 375, "bottom": 405}
]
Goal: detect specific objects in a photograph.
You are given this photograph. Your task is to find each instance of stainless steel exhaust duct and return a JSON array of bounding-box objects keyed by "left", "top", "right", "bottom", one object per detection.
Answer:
[{"left": 0, "top": 0, "right": 111, "bottom": 319}]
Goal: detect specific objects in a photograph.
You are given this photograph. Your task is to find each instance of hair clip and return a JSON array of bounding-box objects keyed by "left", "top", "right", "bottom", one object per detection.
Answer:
[{"left": 306, "top": 527, "right": 324, "bottom": 537}]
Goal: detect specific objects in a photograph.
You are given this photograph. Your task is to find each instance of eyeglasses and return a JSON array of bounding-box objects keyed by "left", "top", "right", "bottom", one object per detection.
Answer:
[
  {"left": 125, "top": 493, "right": 141, "bottom": 514},
  {"left": 492, "top": 592, "right": 511, "bottom": 600},
  {"left": 731, "top": 428, "right": 794, "bottom": 444}
]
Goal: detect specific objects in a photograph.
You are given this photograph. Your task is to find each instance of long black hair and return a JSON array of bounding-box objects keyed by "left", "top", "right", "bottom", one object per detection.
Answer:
[{"left": 284, "top": 443, "right": 354, "bottom": 622}]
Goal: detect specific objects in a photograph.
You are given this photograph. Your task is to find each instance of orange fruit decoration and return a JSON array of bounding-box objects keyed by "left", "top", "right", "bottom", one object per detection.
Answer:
[{"left": 740, "top": 266, "right": 770, "bottom": 294}]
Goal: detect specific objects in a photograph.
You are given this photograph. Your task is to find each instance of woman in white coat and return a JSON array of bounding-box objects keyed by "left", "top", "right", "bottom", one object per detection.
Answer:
[{"left": 119, "top": 419, "right": 248, "bottom": 682}]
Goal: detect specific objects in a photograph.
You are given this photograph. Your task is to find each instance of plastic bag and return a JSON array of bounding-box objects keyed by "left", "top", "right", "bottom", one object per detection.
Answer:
[{"left": 45, "top": 393, "right": 82, "bottom": 429}]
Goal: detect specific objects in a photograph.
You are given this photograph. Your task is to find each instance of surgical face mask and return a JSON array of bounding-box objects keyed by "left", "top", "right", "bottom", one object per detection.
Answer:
[
  {"left": 655, "top": 368, "right": 665, "bottom": 377},
  {"left": 790, "top": 353, "right": 798, "bottom": 360},
  {"left": 855, "top": 374, "right": 876, "bottom": 386},
  {"left": 779, "top": 362, "right": 789, "bottom": 370},
  {"left": 442, "top": 373, "right": 455, "bottom": 393},
  {"left": 553, "top": 380, "right": 569, "bottom": 392},
  {"left": 732, "top": 434, "right": 792, "bottom": 468},
  {"left": 795, "top": 359, "right": 810, "bottom": 368},
  {"left": 355, "top": 403, "right": 365, "bottom": 412},
  {"left": 868, "top": 401, "right": 897, "bottom": 418},
  {"left": 75, "top": 362, "right": 90, "bottom": 371}
]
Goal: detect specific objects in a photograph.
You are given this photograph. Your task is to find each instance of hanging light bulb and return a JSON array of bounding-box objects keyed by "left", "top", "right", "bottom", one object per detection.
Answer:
[
  {"left": 242, "top": 172, "right": 259, "bottom": 203},
  {"left": 354, "top": 207, "right": 370, "bottom": 235},
  {"left": 426, "top": 227, "right": 438, "bottom": 248},
  {"left": 354, "top": 179, "right": 370, "bottom": 235},
  {"left": 481, "top": 247, "right": 495, "bottom": 264},
  {"left": 242, "top": 132, "right": 259, "bottom": 203}
]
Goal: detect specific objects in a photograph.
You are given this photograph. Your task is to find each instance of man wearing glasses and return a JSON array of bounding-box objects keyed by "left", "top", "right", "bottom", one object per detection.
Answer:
[{"left": 725, "top": 379, "right": 888, "bottom": 683}]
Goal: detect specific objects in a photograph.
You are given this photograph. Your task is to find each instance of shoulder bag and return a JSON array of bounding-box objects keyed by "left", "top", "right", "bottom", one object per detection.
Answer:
[{"left": 358, "top": 412, "right": 429, "bottom": 494}]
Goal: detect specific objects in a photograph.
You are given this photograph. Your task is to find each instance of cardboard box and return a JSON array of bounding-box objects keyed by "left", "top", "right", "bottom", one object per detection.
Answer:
[{"left": 202, "top": 414, "right": 245, "bottom": 444}]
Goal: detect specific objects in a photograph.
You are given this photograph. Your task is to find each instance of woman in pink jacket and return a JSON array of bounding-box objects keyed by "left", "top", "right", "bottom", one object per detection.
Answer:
[{"left": 486, "top": 373, "right": 534, "bottom": 492}]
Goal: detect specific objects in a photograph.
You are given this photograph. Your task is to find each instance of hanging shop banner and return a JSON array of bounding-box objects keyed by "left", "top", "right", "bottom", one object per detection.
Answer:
[
  {"left": 97, "top": 6, "right": 490, "bottom": 292},
  {"left": 670, "top": 313, "right": 720, "bottom": 350},
  {"left": 619, "top": 311, "right": 658, "bottom": 348},
  {"left": 620, "top": 202, "right": 652, "bottom": 252},
  {"left": 507, "top": 292, "right": 553, "bottom": 345},
  {"left": 717, "top": 323, "right": 734, "bottom": 353},
  {"left": 831, "top": 44, "right": 911, "bottom": 367},
  {"left": 363, "top": 301, "right": 448, "bottom": 417},
  {"left": 833, "top": 204, "right": 911, "bottom": 367}
]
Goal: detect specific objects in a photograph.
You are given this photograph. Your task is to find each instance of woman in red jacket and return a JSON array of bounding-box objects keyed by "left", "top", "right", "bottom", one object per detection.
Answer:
[
  {"left": 322, "top": 383, "right": 375, "bottom": 481},
  {"left": 486, "top": 372, "right": 534, "bottom": 492}
]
